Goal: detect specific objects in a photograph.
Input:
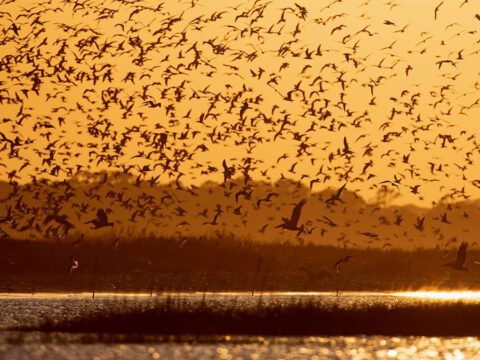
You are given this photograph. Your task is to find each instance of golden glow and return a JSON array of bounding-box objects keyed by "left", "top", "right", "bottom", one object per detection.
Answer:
[
  {"left": 394, "top": 291, "right": 480, "bottom": 300},
  {"left": 1, "top": 0, "right": 480, "bottom": 206},
  {"left": 6, "top": 291, "right": 480, "bottom": 300}
]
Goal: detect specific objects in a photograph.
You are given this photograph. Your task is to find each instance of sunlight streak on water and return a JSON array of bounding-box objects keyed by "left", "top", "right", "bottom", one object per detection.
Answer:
[
  {"left": 0, "top": 336, "right": 479, "bottom": 359},
  {"left": 0, "top": 291, "right": 403, "bottom": 299},
  {"left": 394, "top": 291, "right": 480, "bottom": 300},
  {"left": 3, "top": 291, "right": 480, "bottom": 304}
]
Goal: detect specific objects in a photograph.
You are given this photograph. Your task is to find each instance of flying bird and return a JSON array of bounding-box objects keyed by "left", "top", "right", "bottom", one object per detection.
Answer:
[
  {"left": 85, "top": 209, "right": 114, "bottom": 229},
  {"left": 68, "top": 256, "right": 79, "bottom": 274},
  {"left": 434, "top": 1, "right": 444, "bottom": 20},
  {"left": 334, "top": 255, "right": 354, "bottom": 273},
  {"left": 444, "top": 242, "right": 468, "bottom": 271},
  {"left": 275, "top": 199, "right": 307, "bottom": 235}
]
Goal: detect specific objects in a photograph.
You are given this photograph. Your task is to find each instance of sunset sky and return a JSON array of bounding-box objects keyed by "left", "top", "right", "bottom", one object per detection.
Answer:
[{"left": 1, "top": 0, "right": 480, "bottom": 206}]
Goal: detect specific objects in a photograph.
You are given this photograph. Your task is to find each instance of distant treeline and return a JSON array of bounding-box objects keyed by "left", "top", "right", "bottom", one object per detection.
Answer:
[{"left": 1, "top": 173, "right": 480, "bottom": 250}]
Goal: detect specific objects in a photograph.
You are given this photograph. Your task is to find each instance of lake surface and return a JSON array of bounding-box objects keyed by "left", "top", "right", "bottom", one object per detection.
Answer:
[{"left": 0, "top": 292, "right": 478, "bottom": 359}]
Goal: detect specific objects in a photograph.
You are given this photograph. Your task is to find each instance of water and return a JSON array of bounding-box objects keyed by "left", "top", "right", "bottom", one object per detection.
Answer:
[{"left": 0, "top": 292, "right": 478, "bottom": 359}]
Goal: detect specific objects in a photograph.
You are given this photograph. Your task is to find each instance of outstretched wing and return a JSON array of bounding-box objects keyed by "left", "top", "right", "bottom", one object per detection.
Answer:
[
  {"left": 212, "top": 211, "right": 221, "bottom": 224},
  {"left": 343, "top": 136, "right": 349, "bottom": 152},
  {"left": 335, "top": 183, "right": 347, "bottom": 198},
  {"left": 222, "top": 160, "right": 229, "bottom": 183},
  {"left": 333, "top": 259, "right": 343, "bottom": 271},
  {"left": 266, "top": 192, "right": 279, "bottom": 200},
  {"left": 456, "top": 242, "right": 467, "bottom": 266},
  {"left": 289, "top": 199, "right": 306, "bottom": 226}
]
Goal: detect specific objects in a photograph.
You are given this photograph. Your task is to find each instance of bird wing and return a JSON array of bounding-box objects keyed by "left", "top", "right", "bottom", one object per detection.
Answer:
[
  {"left": 290, "top": 199, "right": 306, "bottom": 226},
  {"left": 343, "top": 136, "right": 349, "bottom": 151},
  {"left": 336, "top": 183, "right": 347, "bottom": 198},
  {"left": 212, "top": 211, "right": 221, "bottom": 224},
  {"left": 235, "top": 191, "right": 245, "bottom": 202},
  {"left": 333, "top": 259, "right": 343, "bottom": 270},
  {"left": 266, "top": 192, "right": 278, "bottom": 200}
]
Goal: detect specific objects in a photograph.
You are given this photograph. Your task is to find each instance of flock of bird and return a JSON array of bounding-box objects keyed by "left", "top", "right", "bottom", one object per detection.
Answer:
[{"left": 1, "top": 0, "right": 480, "bottom": 272}]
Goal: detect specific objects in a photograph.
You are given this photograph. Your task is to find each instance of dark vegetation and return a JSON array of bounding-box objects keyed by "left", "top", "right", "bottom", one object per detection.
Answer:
[
  {"left": 0, "top": 234, "right": 479, "bottom": 293},
  {"left": 17, "top": 296, "right": 480, "bottom": 337}
]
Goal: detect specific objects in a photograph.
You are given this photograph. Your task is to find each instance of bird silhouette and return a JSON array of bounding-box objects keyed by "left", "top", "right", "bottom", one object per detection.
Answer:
[
  {"left": 334, "top": 255, "right": 354, "bottom": 273},
  {"left": 85, "top": 209, "right": 114, "bottom": 229},
  {"left": 68, "top": 256, "right": 79, "bottom": 274},
  {"left": 275, "top": 199, "right": 306, "bottom": 235},
  {"left": 444, "top": 242, "right": 468, "bottom": 271}
]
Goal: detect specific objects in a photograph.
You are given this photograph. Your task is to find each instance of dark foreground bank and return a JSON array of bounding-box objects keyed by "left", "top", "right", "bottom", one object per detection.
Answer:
[{"left": 15, "top": 295, "right": 480, "bottom": 338}]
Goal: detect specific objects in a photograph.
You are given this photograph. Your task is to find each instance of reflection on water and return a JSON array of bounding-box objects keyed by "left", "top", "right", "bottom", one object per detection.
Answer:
[
  {"left": 394, "top": 291, "right": 480, "bottom": 300},
  {"left": 0, "top": 292, "right": 478, "bottom": 359},
  {"left": 0, "top": 336, "right": 475, "bottom": 359},
  {"left": 4, "top": 290, "right": 480, "bottom": 300}
]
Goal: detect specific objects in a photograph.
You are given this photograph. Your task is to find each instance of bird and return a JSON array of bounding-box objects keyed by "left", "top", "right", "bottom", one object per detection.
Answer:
[
  {"left": 434, "top": 1, "right": 444, "bottom": 20},
  {"left": 255, "top": 192, "right": 279, "bottom": 209},
  {"left": 85, "top": 209, "right": 114, "bottom": 229},
  {"left": 222, "top": 159, "right": 235, "bottom": 185},
  {"left": 321, "top": 216, "right": 338, "bottom": 227},
  {"left": 203, "top": 210, "right": 222, "bottom": 225},
  {"left": 325, "top": 183, "right": 347, "bottom": 205},
  {"left": 68, "top": 256, "right": 79, "bottom": 274},
  {"left": 444, "top": 242, "right": 468, "bottom": 271},
  {"left": 43, "top": 214, "right": 75, "bottom": 236},
  {"left": 414, "top": 217, "right": 425, "bottom": 232},
  {"left": 275, "top": 199, "right": 306, "bottom": 234},
  {"left": 334, "top": 255, "right": 354, "bottom": 273}
]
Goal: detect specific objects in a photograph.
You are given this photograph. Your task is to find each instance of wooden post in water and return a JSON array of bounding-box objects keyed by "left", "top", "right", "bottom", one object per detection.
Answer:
[
  {"left": 336, "top": 271, "right": 341, "bottom": 297},
  {"left": 92, "top": 254, "right": 98, "bottom": 300},
  {"left": 251, "top": 256, "right": 263, "bottom": 296},
  {"left": 149, "top": 270, "right": 156, "bottom": 297},
  {"left": 149, "top": 256, "right": 158, "bottom": 297}
]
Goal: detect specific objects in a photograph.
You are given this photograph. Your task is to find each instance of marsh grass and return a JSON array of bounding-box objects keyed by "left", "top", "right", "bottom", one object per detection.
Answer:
[{"left": 1, "top": 235, "right": 479, "bottom": 293}]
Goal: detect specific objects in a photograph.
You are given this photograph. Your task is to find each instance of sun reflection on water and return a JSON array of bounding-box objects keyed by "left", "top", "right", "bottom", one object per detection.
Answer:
[{"left": 394, "top": 291, "right": 480, "bottom": 300}]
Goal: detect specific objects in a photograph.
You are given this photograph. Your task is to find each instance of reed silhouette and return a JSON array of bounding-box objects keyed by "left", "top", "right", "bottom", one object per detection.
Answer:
[{"left": 1, "top": 234, "right": 480, "bottom": 293}]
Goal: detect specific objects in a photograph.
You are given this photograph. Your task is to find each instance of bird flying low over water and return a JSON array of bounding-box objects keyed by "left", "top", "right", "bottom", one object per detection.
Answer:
[
  {"left": 444, "top": 242, "right": 468, "bottom": 271},
  {"left": 68, "top": 256, "right": 79, "bottom": 274}
]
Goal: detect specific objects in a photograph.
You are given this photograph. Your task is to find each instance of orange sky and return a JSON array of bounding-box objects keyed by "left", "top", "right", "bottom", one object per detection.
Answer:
[{"left": 1, "top": 0, "right": 480, "bottom": 206}]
